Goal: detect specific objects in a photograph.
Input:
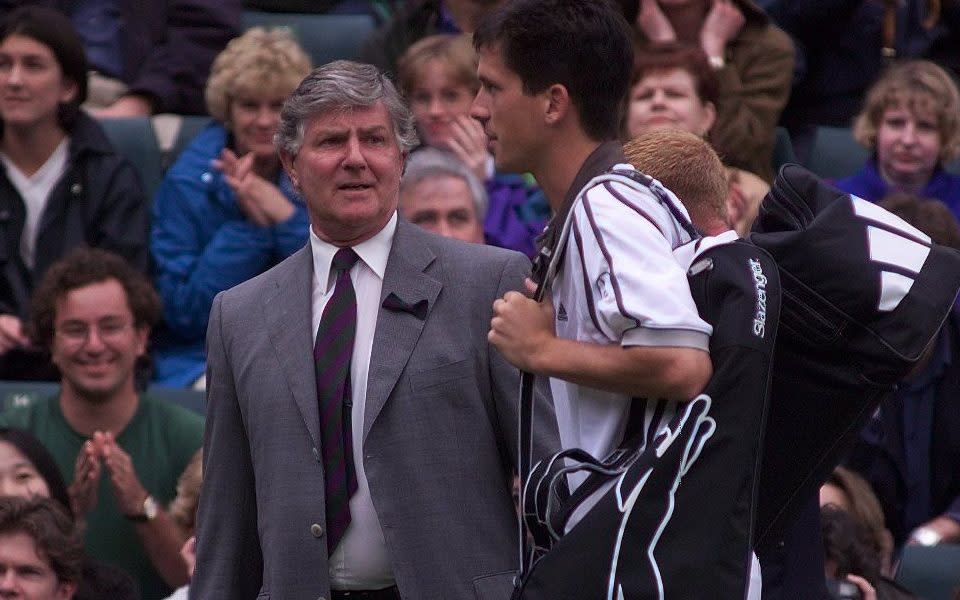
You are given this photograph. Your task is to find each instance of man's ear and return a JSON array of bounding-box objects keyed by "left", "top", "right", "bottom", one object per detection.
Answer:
[
  {"left": 279, "top": 150, "right": 298, "bottom": 189},
  {"left": 543, "top": 83, "right": 571, "bottom": 126}
]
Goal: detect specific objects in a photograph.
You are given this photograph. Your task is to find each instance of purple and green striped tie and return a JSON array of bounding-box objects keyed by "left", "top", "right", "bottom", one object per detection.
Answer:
[{"left": 314, "top": 247, "right": 360, "bottom": 555}]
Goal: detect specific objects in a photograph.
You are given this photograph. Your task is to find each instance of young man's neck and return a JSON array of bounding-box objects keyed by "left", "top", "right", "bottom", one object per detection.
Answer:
[
  {"left": 59, "top": 384, "right": 140, "bottom": 438},
  {"left": 1, "top": 122, "right": 68, "bottom": 178},
  {"left": 536, "top": 137, "right": 607, "bottom": 213}
]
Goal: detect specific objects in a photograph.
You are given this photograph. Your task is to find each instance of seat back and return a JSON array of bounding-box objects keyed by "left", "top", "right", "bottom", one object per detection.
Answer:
[
  {"left": 98, "top": 117, "right": 165, "bottom": 200},
  {"left": 240, "top": 11, "right": 376, "bottom": 66},
  {"left": 803, "top": 126, "right": 869, "bottom": 181},
  {"left": 772, "top": 126, "right": 797, "bottom": 173},
  {"left": 0, "top": 381, "right": 59, "bottom": 413},
  {"left": 895, "top": 544, "right": 960, "bottom": 600},
  {"left": 0, "top": 381, "right": 205, "bottom": 416}
]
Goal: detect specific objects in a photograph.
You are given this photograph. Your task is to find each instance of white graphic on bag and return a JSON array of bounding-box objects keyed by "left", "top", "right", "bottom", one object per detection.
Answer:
[
  {"left": 606, "top": 394, "right": 717, "bottom": 600},
  {"left": 850, "top": 196, "right": 931, "bottom": 312}
]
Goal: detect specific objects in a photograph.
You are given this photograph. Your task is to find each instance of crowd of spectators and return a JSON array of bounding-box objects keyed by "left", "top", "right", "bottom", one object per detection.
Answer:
[{"left": 0, "top": 0, "right": 958, "bottom": 598}]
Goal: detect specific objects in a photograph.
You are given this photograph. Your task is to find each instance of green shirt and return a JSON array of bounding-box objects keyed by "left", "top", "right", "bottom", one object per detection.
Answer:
[{"left": 0, "top": 394, "right": 204, "bottom": 600}]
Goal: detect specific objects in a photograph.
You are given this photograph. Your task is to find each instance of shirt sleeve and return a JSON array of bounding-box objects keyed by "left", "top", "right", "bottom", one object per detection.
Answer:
[{"left": 570, "top": 180, "right": 712, "bottom": 350}]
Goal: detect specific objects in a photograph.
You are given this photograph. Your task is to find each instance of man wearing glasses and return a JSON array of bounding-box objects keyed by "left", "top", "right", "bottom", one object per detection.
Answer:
[{"left": 0, "top": 247, "right": 202, "bottom": 600}]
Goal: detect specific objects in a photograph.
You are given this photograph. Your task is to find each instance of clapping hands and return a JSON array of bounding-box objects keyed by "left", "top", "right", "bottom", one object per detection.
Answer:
[
  {"left": 212, "top": 149, "right": 294, "bottom": 227},
  {"left": 69, "top": 431, "right": 149, "bottom": 518}
]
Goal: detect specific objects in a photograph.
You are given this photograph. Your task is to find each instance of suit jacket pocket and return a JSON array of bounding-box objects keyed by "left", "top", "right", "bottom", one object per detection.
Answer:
[
  {"left": 410, "top": 358, "right": 472, "bottom": 391},
  {"left": 473, "top": 570, "right": 517, "bottom": 600}
]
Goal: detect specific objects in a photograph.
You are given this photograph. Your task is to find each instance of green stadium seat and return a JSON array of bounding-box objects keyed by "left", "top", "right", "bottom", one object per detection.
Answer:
[
  {"left": 0, "top": 381, "right": 205, "bottom": 416},
  {"left": 804, "top": 126, "right": 869, "bottom": 181},
  {"left": 894, "top": 544, "right": 960, "bottom": 600},
  {"left": 98, "top": 117, "right": 165, "bottom": 201},
  {"left": 772, "top": 126, "right": 798, "bottom": 174},
  {"left": 240, "top": 11, "right": 376, "bottom": 67}
]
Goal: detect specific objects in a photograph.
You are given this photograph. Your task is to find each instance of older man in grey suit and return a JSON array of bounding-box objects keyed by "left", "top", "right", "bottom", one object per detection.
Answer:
[{"left": 190, "top": 61, "right": 559, "bottom": 600}]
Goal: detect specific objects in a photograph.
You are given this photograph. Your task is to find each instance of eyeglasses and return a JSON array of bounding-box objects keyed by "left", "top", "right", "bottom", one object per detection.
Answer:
[{"left": 55, "top": 319, "right": 133, "bottom": 347}]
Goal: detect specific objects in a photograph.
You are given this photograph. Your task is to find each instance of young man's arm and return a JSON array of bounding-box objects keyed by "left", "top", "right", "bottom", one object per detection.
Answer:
[{"left": 490, "top": 285, "right": 711, "bottom": 401}]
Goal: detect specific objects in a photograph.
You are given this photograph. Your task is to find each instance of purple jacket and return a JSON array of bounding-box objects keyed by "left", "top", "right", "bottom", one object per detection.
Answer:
[
  {"left": 834, "top": 158, "right": 960, "bottom": 222},
  {"left": 484, "top": 173, "right": 549, "bottom": 259}
]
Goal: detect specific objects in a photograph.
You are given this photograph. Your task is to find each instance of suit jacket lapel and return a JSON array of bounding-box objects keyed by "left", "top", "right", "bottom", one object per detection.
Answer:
[
  {"left": 265, "top": 245, "right": 321, "bottom": 447},
  {"left": 364, "top": 221, "right": 441, "bottom": 441}
]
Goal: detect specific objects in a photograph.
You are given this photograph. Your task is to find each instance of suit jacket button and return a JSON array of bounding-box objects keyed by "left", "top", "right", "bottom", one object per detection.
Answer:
[{"left": 311, "top": 523, "right": 324, "bottom": 538}]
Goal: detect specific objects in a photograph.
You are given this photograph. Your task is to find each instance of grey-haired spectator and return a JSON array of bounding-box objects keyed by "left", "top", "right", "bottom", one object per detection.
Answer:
[{"left": 400, "top": 148, "right": 487, "bottom": 243}]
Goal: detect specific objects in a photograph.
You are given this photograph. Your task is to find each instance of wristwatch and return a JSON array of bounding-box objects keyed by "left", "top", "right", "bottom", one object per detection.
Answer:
[
  {"left": 126, "top": 495, "right": 159, "bottom": 523},
  {"left": 910, "top": 526, "right": 942, "bottom": 546}
]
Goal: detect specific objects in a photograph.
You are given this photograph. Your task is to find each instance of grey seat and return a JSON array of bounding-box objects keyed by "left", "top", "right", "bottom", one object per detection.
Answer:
[
  {"left": 240, "top": 11, "right": 376, "bottom": 67},
  {"left": 98, "top": 117, "right": 165, "bottom": 200}
]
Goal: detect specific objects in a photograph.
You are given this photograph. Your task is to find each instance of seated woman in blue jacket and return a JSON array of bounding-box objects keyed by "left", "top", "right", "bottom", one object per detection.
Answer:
[
  {"left": 0, "top": 6, "right": 148, "bottom": 380},
  {"left": 150, "top": 28, "right": 312, "bottom": 387},
  {"left": 834, "top": 60, "right": 960, "bottom": 220}
]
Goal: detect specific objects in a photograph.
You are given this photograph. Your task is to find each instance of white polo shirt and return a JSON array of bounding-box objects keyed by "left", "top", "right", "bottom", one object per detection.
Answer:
[{"left": 549, "top": 167, "right": 712, "bottom": 488}]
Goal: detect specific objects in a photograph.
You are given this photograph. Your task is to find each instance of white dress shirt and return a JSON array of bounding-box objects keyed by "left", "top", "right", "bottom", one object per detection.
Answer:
[{"left": 310, "top": 212, "right": 397, "bottom": 589}]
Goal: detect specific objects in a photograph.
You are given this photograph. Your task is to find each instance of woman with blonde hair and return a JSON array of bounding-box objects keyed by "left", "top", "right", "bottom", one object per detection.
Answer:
[
  {"left": 151, "top": 27, "right": 312, "bottom": 387},
  {"left": 835, "top": 60, "right": 960, "bottom": 219}
]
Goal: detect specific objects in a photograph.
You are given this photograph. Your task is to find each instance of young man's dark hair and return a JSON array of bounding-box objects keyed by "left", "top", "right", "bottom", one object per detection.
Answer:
[
  {"left": 28, "top": 247, "right": 161, "bottom": 350},
  {"left": 0, "top": 496, "right": 84, "bottom": 587},
  {"left": 473, "top": 0, "right": 634, "bottom": 141},
  {"left": 0, "top": 6, "right": 89, "bottom": 129}
]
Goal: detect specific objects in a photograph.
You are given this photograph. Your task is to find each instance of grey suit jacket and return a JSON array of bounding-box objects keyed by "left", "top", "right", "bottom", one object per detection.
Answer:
[{"left": 191, "top": 219, "right": 560, "bottom": 600}]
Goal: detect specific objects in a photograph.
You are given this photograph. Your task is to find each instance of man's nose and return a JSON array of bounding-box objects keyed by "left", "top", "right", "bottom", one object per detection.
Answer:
[
  {"left": 470, "top": 91, "right": 489, "bottom": 123},
  {"left": 343, "top": 136, "right": 367, "bottom": 168}
]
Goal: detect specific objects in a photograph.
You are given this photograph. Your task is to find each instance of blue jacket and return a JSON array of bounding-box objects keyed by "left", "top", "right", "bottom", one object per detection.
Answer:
[
  {"left": 151, "top": 124, "right": 309, "bottom": 386},
  {"left": 834, "top": 158, "right": 960, "bottom": 221}
]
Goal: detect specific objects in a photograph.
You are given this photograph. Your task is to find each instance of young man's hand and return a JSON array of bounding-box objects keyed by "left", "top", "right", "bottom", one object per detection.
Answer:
[{"left": 489, "top": 279, "right": 556, "bottom": 372}]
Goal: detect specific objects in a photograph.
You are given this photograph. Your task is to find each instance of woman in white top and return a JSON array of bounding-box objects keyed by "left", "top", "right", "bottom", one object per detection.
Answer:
[{"left": 0, "top": 6, "right": 148, "bottom": 380}]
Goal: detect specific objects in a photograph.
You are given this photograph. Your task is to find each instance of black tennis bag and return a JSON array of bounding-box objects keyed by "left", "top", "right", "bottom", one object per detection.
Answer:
[
  {"left": 511, "top": 164, "right": 960, "bottom": 600},
  {"left": 749, "top": 164, "right": 960, "bottom": 546},
  {"left": 513, "top": 170, "right": 781, "bottom": 599}
]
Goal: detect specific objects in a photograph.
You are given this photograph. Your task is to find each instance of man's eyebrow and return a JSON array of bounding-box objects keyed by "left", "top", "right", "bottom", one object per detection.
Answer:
[{"left": 357, "top": 125, "right": 390, "bottom": 135}]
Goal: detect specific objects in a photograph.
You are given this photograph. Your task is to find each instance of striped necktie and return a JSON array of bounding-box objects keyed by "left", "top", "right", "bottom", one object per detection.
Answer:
[{"left": 314, "top": 247, "right": 360, "bottom": 554}]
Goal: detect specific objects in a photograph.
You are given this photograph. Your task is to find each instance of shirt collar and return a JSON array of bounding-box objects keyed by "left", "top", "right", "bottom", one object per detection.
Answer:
[{"left": 310, "top": 212, "right": 397, "bottom": 290}]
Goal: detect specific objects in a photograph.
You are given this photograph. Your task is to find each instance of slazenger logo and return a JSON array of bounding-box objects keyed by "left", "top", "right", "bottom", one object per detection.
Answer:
[{"left": 749, "top": 258, "right": 767, "bottom": 338}]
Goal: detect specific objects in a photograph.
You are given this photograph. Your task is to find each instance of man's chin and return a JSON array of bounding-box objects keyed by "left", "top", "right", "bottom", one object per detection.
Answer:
[{"left": 67, "top": 378, "right": 122, "bottom": 404}]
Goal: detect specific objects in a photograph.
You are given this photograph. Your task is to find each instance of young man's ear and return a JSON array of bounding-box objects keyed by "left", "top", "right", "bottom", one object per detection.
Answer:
[{"left": 543, "top": 83, "right": 571, "bottom": 126}]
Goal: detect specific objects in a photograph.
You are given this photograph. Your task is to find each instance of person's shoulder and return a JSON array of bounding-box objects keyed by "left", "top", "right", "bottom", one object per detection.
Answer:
[
  {"left": 138, "top": 394, "right": 204, "bottom": 436},
  {"left": 166, "top": 123, "right": 228, "bottom": 178},
  {"left": 219, "top": 245, "right": 309, "bottom": 303},
  {"left": 416, "top": 225, "right": 529, "bottom": 269}
]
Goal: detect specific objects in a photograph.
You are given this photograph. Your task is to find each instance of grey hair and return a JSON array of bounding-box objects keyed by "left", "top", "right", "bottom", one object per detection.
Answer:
[
  {"left": 275, "top": 60, "right": 420, "bottom": 156},
  {"left": 400, "top": 148, "right": 489, "bottom": 219}
]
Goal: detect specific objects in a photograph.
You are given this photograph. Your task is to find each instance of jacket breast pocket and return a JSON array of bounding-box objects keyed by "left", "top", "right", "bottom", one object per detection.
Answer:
[{"left": 409, "top": 358, "right": 472, "bottom": 392}]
